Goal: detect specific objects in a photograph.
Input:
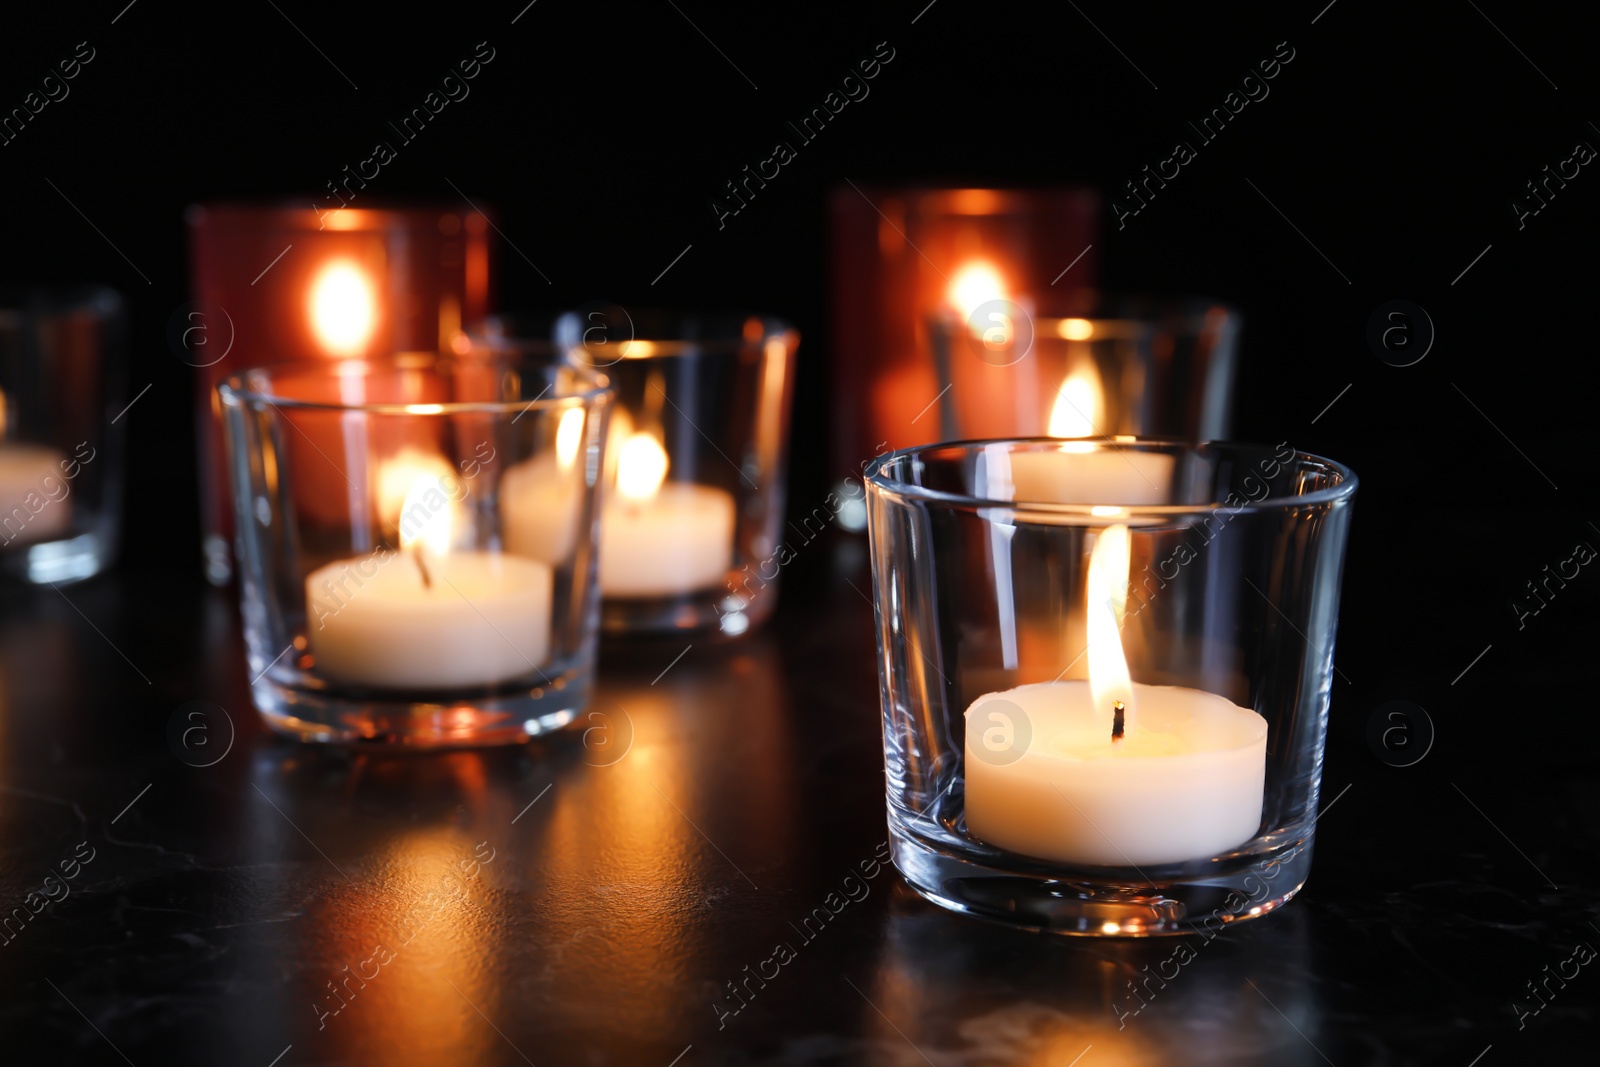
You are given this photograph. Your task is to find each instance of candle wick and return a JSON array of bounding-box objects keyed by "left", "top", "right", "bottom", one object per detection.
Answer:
[
  {"left": 413, "top": 547, "right": 432, "bottom": 590},
  {"left": 1111, "top": 700, "right": 1125, "bottom": 742}
]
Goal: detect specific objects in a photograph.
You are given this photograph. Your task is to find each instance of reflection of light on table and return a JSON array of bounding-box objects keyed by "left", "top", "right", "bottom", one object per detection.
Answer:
[{"left": 330, "top": 824, "right": 499, "bottom": 1064}]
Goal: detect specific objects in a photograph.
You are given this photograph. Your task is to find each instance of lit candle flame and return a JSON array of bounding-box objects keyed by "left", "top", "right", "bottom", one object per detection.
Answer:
[
  {"left": 309, "top": 261, "right": 377, "bottom": 356},
  {"left": 1048, "top": 367, "right": 1102, "bottom": 439},
  {"left": 398, "top": 474, "right": 454, "bottom": 558},
  {"left": 947, "top": 260, "right": 1006, "bottom": 320},
  {"left": 1087, "top": 523, "right": 1136, "bottom": 737},
  {"left": 616, "top": 432, "right": 668, "bottom": 502},
  {"left": 381, "top": 451, "right": 458, "bottom": 560}
]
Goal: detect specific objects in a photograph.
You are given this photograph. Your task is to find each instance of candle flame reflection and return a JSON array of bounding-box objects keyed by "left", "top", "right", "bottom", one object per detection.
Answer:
[
  {"left": 309, "top": 261, "right": 378, "bottom": 356},
  {"left": 1087, "top": 523, "right": 1136, "bottom": 733},
  {"left": 616, "top": 433, "right": 668, "bottom": 502},
  {"left": 555, "top": 407, "right": 585, "bottom": 471}
]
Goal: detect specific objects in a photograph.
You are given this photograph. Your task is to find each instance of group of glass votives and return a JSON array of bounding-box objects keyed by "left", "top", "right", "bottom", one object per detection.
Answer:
[
  {"left": 218, "top": 312, "right": 798, "bottom": 747},
  {"left": 1, "top": 280, "right": 1359, "bottom": 939}
]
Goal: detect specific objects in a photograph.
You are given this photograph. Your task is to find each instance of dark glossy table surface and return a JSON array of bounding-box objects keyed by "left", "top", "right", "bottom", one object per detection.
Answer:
[{"left": 0, "top": 537, "right": 1594, "bottom": 1067}]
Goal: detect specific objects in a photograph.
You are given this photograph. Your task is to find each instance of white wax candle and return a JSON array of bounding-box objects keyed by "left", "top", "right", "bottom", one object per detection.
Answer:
[
  {"left": 1001, "top": 444, "right": 1173, "bottom": 507},
  {"left": 0, "top": 444, "right": 72, "bottom": 546},
  {"left": 964, "top": 681, "right": 1267, "bottom": 866},
  {"left": 501, "top": 454, "right": 582, "bottom": 565},
  {"left": 599, "top": 484, "right": 735, "bottom": 598},
  {"left": 305, "top": 550, "right": 553, "bottom": 689}
]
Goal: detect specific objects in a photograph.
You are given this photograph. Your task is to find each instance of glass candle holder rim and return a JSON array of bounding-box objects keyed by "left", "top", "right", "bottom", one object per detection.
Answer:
[
  {"left": 554, "top": 310, "right": 799, "bottom": 358},
  {"left": 216, "top": 354, "right": 611, "bottom": 416},
  {"left": 564, "top": 334, "right": 799, "bottom": 363},
  {"left": 185, "top": 200, "right": 486, "bottom": 231},
  {"left": 847, "top": 185, "right": 1096, "bottom": 215},
  {"left": 864, "top": 437, "right": 1359, "bottom": 517},
  {"left": 1034, "top": 299, "right": 1237, "bottom": 331}
]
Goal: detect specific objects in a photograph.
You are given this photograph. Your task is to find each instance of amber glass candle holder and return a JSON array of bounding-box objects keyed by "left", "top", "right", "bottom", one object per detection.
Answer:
[
  {"left": 827, "top": 185, "right": 1100, "bottom": 495},
  {"left": 927, "top": 293, "right": 1240, "bottom": 445},
  {"left": 187, "top": 202, "right": 491, "bottom": 585}
]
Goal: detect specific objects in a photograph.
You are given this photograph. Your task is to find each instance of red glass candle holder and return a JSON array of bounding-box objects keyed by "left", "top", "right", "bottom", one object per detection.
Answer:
[
  {"left": 186, "top": 202, "right": 491, "bottom": 584},
  {"left": 827, "top": 186, "right": 1100, "bottom": 488}
]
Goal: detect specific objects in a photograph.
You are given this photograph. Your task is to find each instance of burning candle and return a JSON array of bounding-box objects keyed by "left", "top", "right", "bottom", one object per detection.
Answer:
[
  {"left": 598, "top": 431, "right": 735, "bottom": 598},
  {"left": 963, "top": 524, "right": 1268, "bottom": 867},
  {"left": 305, "top": 464, "right": 553, "bottom": 690},
  {"left": 1001, "top": 372, "right": 1174, "bottom": 506},
  {"left": 0, "top": 443, "right": 72, "bottom": 546},
  {"left": 502, "top": 407, "right": 588, "bottom": 565}
]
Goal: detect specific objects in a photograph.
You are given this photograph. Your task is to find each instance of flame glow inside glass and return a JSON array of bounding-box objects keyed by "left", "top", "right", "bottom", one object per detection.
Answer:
[
  {"left": 947, "top": 260, "right": 1006, "bottom": 319},
  {"left": 309, "top": 261, "right": 377, "bottom": 356},
  {"left": 616, "top": 433, "right": 668, "bottom": 502},
  {"left": 1048, "top": 369, "right": 1102, "bottom": 439},
  {"left": 555, "top": 408, "right": 585, "bottom": 470}
]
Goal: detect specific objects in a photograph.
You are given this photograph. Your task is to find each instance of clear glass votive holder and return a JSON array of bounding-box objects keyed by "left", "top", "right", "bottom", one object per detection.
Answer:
[
  {"left": 927, "top": 293, "right": 1240, "bottom": 444},
  {"left": 219, "top": 352, "right": 612, "bottom": 747},
  {"left": 866, "top": 438, "right": 1357, "bottom": 935},
  {"left": 556, "top": 310, "right": 799, "bottom": 636},
  {"left": 0, "top": 286, "right": 126, "bottom": 584}
]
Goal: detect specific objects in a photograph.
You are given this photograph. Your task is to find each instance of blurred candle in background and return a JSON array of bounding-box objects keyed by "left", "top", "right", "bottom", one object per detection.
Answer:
[
  {"left": 597, "top": 430, "right": 735, "bottom": 599},
  {"left": 827, "top": 185, "right": 1100, "bottom": 523},
  {"left": 186, "top": 203, "right": 492, "bottom": 585}
]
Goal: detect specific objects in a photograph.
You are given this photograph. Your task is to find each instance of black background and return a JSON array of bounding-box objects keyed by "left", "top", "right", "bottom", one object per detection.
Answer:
[
  {"left": 5, "top": 0, "right": 1592, "bottom": 771},
  {"left": 1, "top": 2, "right": 1596, "bottom": 1062}
]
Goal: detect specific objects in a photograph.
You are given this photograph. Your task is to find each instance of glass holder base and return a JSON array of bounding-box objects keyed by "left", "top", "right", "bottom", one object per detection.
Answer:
[
  {"left": 889, "top": 818, "right": 1313, "bottom": 937},
  {"left": 250, "top": 669, "right": 589, "bottom": 748}
]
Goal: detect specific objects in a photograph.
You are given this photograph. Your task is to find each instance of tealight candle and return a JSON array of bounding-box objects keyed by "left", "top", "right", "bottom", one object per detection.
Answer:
[
  {"left": 306, "top": 468, "right": 552, "bottom": 689},
  {"left": 1003, "top": 442, "right": 1173, "bottom": 507},
  {"left": 998, "top": 372, "right": 1174, "bottom": 506},
  {"left": 598, "top": 432, "right": 734, "bottom": 598},
  {"left": 502, "top": 408, "right": 588, "bottom": 565},
  {"left": 964, "top": 525, "right": 1268, "bottom": 866},
  {"left": 0, "top": 443, "right": 72, "bottom": 546}
]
